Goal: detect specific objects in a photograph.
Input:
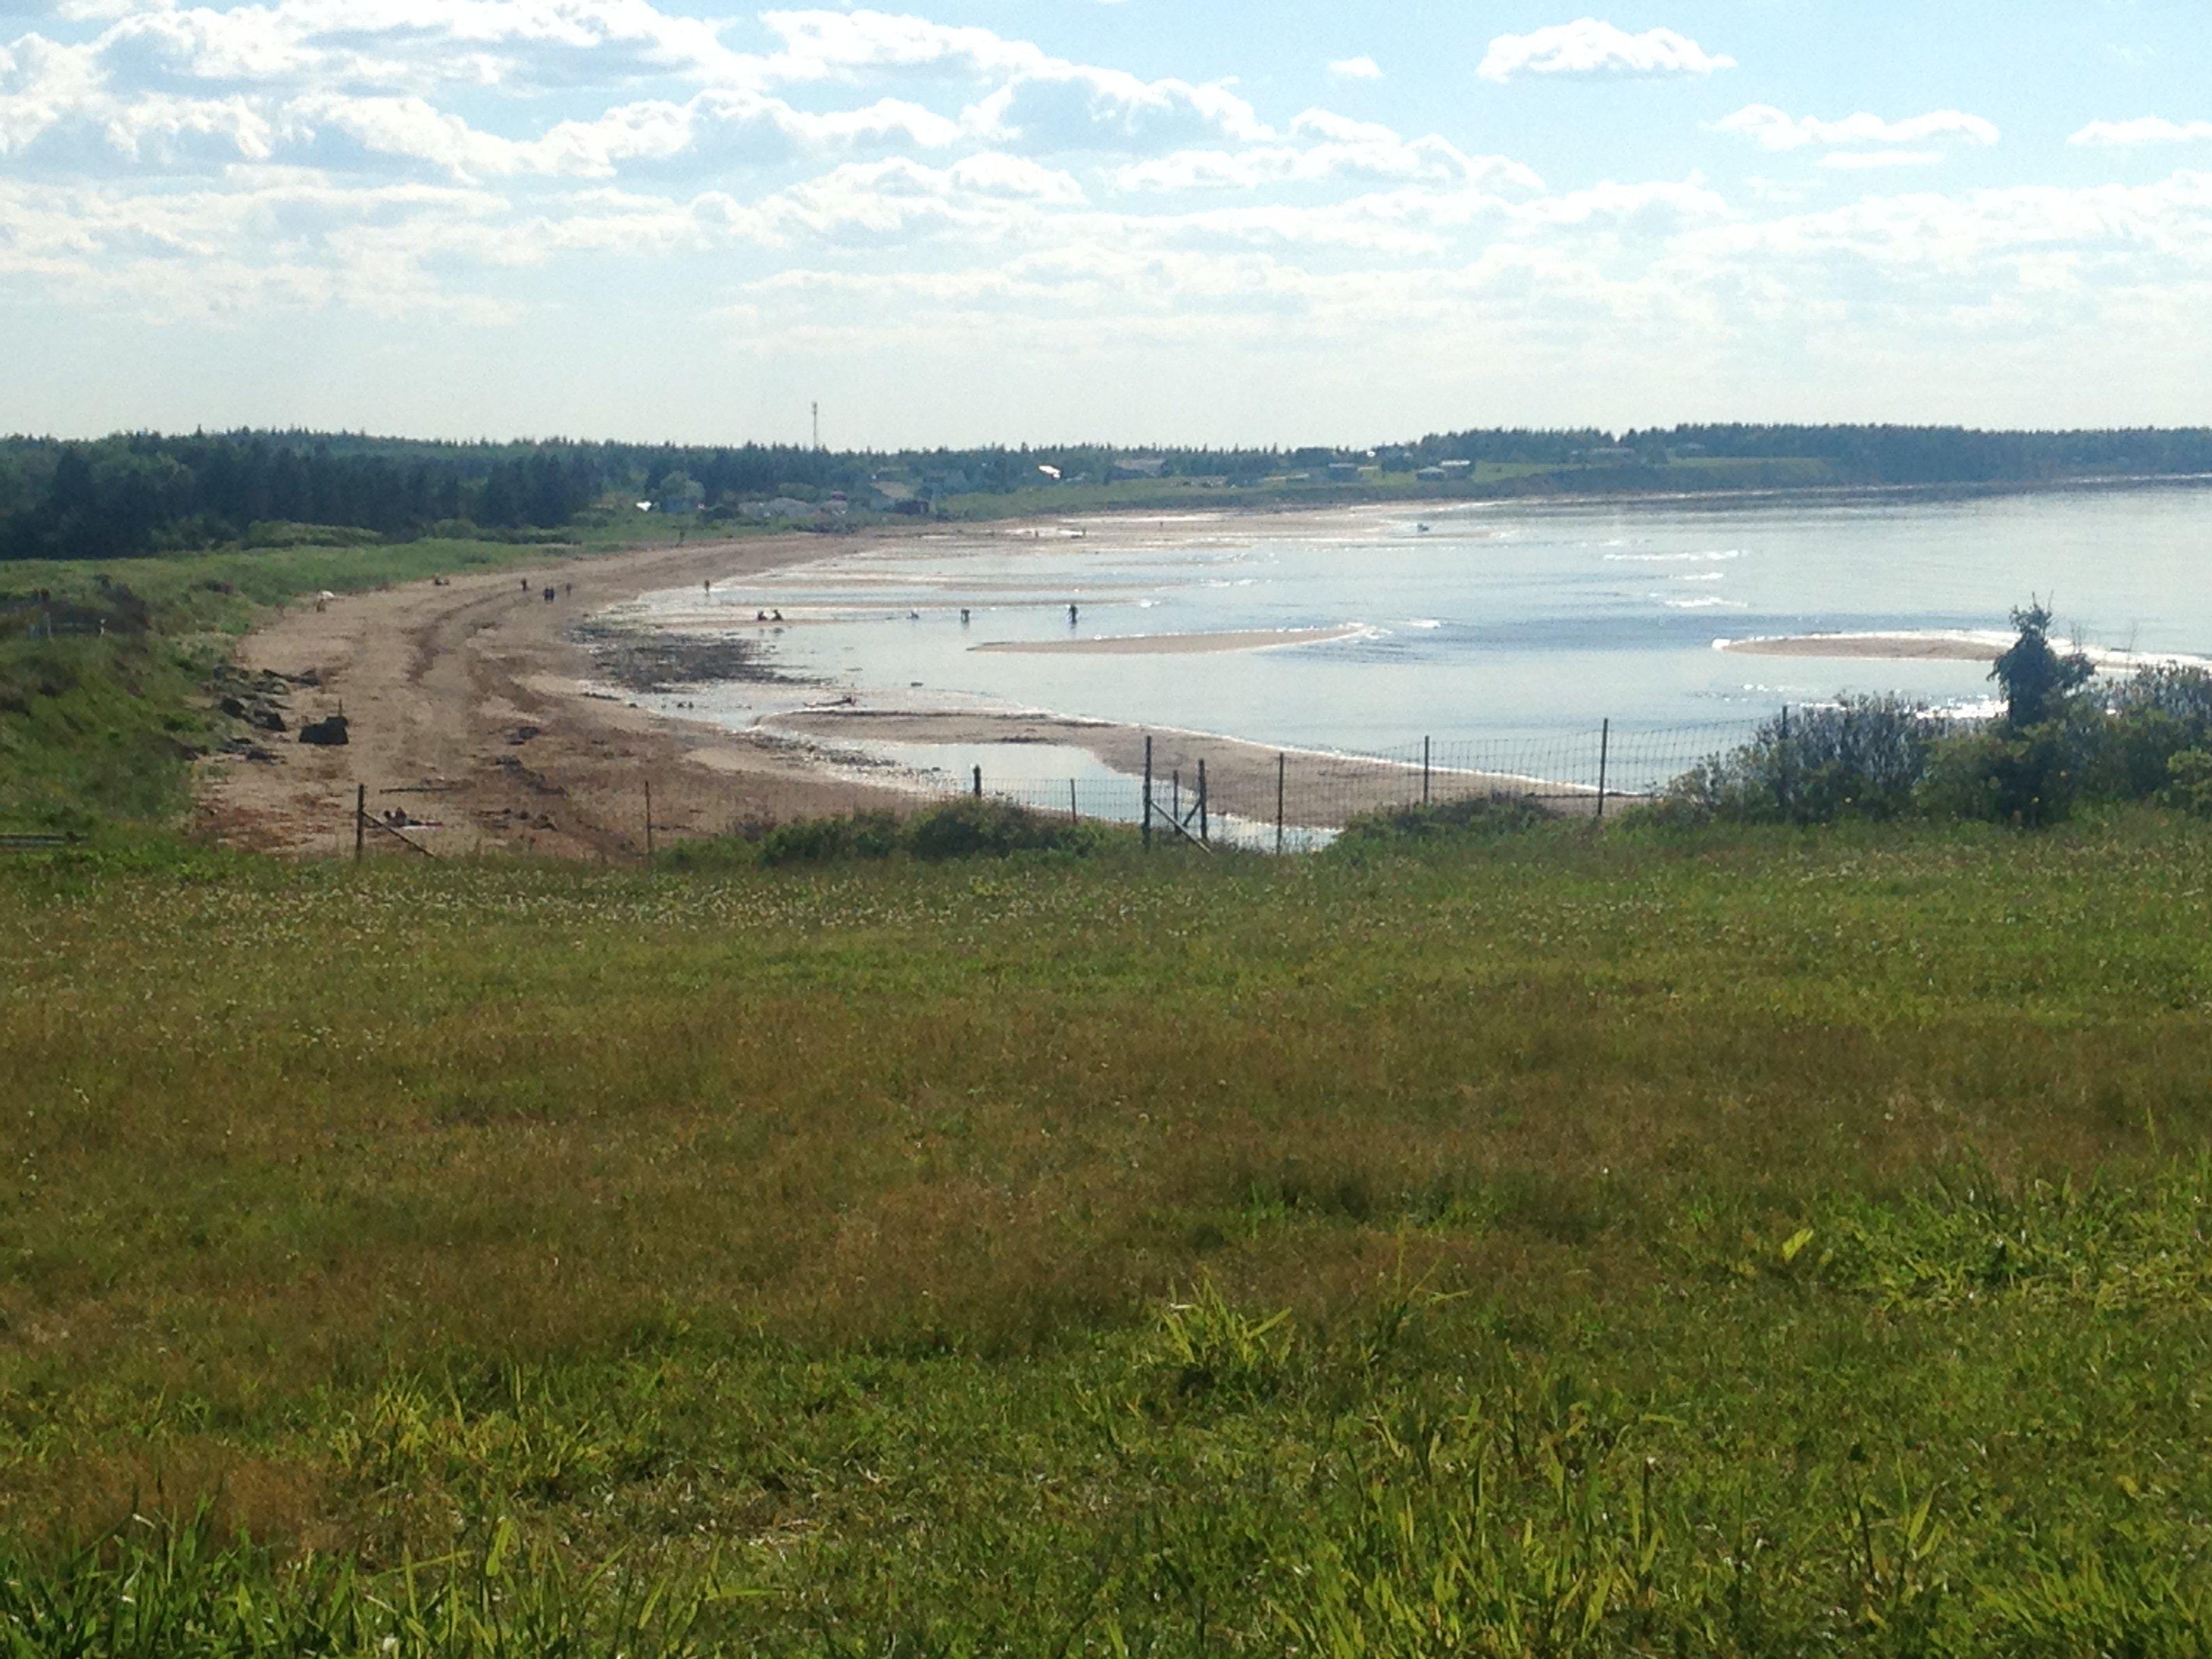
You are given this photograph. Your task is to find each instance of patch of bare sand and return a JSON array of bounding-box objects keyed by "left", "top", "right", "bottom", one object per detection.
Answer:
[
  {"left": 972, "top": 625, "right": 1365, "bottom": 657},
  {"left": 1718, "top": 633, "right": 2005, "bottom": 663}
]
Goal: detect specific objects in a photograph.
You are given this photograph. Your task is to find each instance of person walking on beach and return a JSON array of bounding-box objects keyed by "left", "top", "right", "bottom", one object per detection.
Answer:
[{"left": 1068, "top": 602, "right": 1079, "bottom": 627}]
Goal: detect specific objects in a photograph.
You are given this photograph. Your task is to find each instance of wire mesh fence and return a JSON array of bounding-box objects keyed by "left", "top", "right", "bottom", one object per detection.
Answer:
[
  {"left": 351, "top": 716, "right": 1794, "bottom": 861},
  {"left": 702, "top": 718, "right": 1778, "bottom": 857}
]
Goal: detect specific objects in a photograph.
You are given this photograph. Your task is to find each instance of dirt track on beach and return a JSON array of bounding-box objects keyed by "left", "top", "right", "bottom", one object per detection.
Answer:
[{"left": 197, "top": 533, "right": 903, "bottom": 859}]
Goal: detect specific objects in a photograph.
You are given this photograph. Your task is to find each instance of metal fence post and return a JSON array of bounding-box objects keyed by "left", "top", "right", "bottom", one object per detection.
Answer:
[
  {"left": 644, "top": 780, "right": 655, "bottom": 859},
  {"left": 1275, "top": 754, "right": 1286, "bottom": 854},
  {"left": 354, "top": 783, "right": 366, "bottom": 864},
  {"left": 1197, "top": 759, "right": 1209, "bottom": 844},
  {"left": 1596, "top": 720, "right": 1610, "bottom": 822},
  {"left": 1778, "top": 704, "right": 1792, "bottom": 819},
  {"left": 1143, "top": 737, "right": 1153, "bottom": 851},
  {"left": 1422, "top": 736, "right": 1431, "bottom": 806},
  {"left": 1069, "top": 779, "right": 1079, "bottom": 825}
]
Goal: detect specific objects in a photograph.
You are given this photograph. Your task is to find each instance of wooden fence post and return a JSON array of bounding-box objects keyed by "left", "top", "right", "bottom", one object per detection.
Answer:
[
  {"left": 1275, "top": 754, "right": 1286, "bottom": 854},
  {"left": 972, "top": 765, "right": 983, "bottom": 799},
  {"left": 354, "top": 783, "right": 365, "bottom": 864},
  {"left": 644, "top": 780, "right": 655, "bottom": 859},
  {"left": 1197, "top": 759, "right": 1209, "bottom": 844},
  {"left": 1422, "top": 736, "right": 1431, "bottom": 806}
]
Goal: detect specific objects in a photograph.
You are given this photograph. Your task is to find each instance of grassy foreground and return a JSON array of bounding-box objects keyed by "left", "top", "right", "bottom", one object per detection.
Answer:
[{"left": 6, "top": 815, "right": 2212, "bottom": 1653}]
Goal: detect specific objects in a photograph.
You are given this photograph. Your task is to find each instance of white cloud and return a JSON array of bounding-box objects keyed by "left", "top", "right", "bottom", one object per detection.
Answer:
[
  {"left": 1112, "top": 114, "right": 1540, "bottom": 194},
  {"left": 1819, "top": 150, "right": 1944, "bottom": 172},
  {"left": 2070, "top": 117, "right": 2212, "bottom": 148},
  {"left": 1328, "top": 56, "right": 1381, "bottom": 81},
  {"left": 962, "top": 65, "right": 1267, "bottom": 155},
  {"left": 1477, "top": 19, "right": 1734, "bottom": 83},
  {"left": 1715, "top": 105, "right": 1999, "bottom": 152}
]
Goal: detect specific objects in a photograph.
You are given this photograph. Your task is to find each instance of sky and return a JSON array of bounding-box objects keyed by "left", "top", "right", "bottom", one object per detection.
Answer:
[{"left": 3, "top": 1, "right": 2212, "bottom": 447}]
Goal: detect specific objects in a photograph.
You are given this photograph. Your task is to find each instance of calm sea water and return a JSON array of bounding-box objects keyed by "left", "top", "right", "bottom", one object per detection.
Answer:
[{"left": 629, "top": 484, "right": 2212, "bottom": 773}]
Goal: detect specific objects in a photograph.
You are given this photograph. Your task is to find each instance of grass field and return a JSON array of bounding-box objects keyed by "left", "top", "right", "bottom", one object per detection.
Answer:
[{"left": 7, "top": 813, "right": 2212, "bottom": 1652}]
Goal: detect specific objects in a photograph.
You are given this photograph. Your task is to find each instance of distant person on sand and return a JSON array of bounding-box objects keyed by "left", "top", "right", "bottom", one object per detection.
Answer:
[
  {"left": 771, "top": 610, "right": 784, "bottom": 622},
  {"left": 1068, "top": 603, "right": 1079, "bottom": 627},
  {"left": 756, "top": 609, "right": 769, "bottom": 621},
  {"left": 961, "top": 608, "right": 971, "bottom": 626}
]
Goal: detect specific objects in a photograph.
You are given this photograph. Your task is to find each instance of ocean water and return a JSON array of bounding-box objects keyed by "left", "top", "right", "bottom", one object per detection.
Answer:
[{"left": 627, "top": 484, "right": 2212, "bottom": 777}]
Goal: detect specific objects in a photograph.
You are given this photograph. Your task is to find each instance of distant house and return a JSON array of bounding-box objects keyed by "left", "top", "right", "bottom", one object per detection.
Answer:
[
  {"left": 1326, "top": 462, "right": 1364, "bottom": 482},
  {"left": 1112, "top": 456, "right": 1168, "bottom": 480},
  {"left": 1415, "top": 466, "right": 1449, "bottom": 482},
  {"left": 1437, "top": 459, "right": 1473, "bottom": 475}
]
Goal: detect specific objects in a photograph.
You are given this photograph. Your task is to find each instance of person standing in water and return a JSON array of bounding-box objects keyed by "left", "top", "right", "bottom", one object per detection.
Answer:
[{"left": 1067, "top": 602, "right": 1079, "bottom": 627}]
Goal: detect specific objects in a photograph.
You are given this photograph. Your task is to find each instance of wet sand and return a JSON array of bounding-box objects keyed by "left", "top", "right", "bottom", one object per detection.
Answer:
[{"left": 972, "top": 625, "right": 1366, "bottom": 657}]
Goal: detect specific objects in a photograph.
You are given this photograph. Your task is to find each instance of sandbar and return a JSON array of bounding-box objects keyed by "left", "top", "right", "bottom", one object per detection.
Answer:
[
  {"left": 972, "top": 625, "right": 1365, "bottom": 657},
  {"left": 1719, "top": 633, "right": 2005, "bottom": 663}
]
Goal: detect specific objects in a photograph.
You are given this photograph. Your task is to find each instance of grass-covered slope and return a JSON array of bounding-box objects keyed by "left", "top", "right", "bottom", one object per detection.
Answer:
[
  {"left": 0, "top": 533, "right": 628, "bottom": 834},
  {"left": 5, "top": 815, "right": 2212, "bottom": 1652}
]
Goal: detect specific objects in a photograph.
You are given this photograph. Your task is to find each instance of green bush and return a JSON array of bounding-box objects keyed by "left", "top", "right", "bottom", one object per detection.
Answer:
[
  {"left": 758, "top": 809, "right": 901, "bottom": 866},
  {"left": 901, "top": 796, "right": 1107, "bottom": 860},
  {"left": 1661, "top": 696, "right": 1942, "bottom": 825},
  {"left": 1333, "top": 792, "right": 1556, "bottom": 851},
  {"left": 2164, "top": 749, "right": 2212, "bottom": 817}
]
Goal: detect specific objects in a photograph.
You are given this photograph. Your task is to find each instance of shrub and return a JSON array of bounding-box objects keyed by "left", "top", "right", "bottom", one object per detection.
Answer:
[
  {"left": 1662, "top": 696, "right": 1942, "bottom": 825},
  {"left": 900, "top": 796, "right": 1106, "bottom": 860},
  {"left": 1918, "top": 713, "right": 2106, "bottom": 827},
  {"left": 1332, "top": 792, "right": 1555, "bottom": 851},
  {"left": 758, "top": 810, "right": 899, "bottom": 866},
  {"left": 2165, "top": 749, "right": 2212, "bottom": 817}
]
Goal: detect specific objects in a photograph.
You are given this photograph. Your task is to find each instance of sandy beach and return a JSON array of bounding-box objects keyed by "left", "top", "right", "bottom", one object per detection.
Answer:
[
  {"left": 972, "top": 625, "right": 1366, "bottom": 657},
  {"left": 197, "top": 531, "right": 918, "bottom": 859}
]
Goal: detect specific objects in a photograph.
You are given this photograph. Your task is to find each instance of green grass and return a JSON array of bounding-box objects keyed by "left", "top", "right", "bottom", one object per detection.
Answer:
[
  {"left": 0, "top": 526, "right": 708, "bottom": 834},
  {"left": 7, "top": 811, "right": 2212, "bottom": 1651}
]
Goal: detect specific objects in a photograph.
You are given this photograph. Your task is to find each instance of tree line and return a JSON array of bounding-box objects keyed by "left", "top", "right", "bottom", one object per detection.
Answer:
[{"left": 7, "top": 424, "right": 2212, "bottom": 561}]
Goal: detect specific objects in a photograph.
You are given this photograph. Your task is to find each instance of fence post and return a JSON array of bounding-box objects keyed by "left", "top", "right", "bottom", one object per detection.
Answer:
[
  {"left": 1422, "top": 736, "right": 1431, "bottom": 806},
  {"left": 1778, "top": 704, "right": 1792, "bottom": 819},
  {"left": 972, "top": 764, "right": 983, "bottom": 799},
  {"left": 1197, "top": 759, "right": 1209, "bottom": 844},
  {"left": 1172, "top": 770, "right": 1181, "bottom": 825},
  {"left": 1595, "top": 720, "right": 1610, "bottom": 822},
  {"left": 644, "top": 780, "right": 655, "bottom": 859},
  {"left": 354, "top": 783, "right": 366, "bottom": 864},
  {"left": 1143, "top": 737, "right": 1153, "bottom": 851},
  {"left": 1275, "top": 754, "right": 1286, "bottom": 854},
  {"left": 1069, "top": 779, "right": 1079, "bottom": 825}
]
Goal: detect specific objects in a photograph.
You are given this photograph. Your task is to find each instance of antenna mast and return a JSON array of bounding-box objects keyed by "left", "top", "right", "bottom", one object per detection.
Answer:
[{"left": 812, "top": 401, "right": 821, "bottom": 451}]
